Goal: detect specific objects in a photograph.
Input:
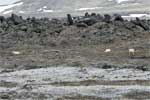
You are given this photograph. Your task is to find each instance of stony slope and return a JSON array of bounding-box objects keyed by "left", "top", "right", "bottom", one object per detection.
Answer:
[{"left": 0, "top": 13, "right": 150, "bottom": 48}]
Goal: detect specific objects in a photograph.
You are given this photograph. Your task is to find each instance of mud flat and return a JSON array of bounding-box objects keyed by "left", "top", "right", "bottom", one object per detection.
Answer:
[{"left": 0, "top": 66, "right": 150, "bottom": 99}]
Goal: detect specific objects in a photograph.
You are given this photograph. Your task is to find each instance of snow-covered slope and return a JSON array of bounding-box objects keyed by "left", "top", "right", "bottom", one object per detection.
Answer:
[{"left": 0, "top": 0, "right": 150, "bottom": 18}]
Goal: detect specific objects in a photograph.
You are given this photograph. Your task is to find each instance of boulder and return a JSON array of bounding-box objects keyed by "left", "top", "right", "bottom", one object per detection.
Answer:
[
  {"left": 96, "top": 14, "right": 104, "bottom": 21},
  {"left": 31, "top": 17, "right": 36, "bottom": 23},
  {"left": 67, "top": 14, "right": 73, "bottom": 25},
  {"left": 136, "top": 65, "right": 150, "bottom": 71},
  {"left": 0, "top": 94, "right": 10, "bottom": 99},
  {"left": 51, "top": 18, "right": 61, "bottom": 24},
  {"left": 113, "top": 14, "right": 124, "bottom": 21},
  {"left": 131, "top": 18, "right": 150, "bottom": 31},
  {"left": 104, "top": 14, "right": 111, "bottom": 23},
  {"left": 77, "top": 18, "right": 97, "bottom": 26},
  {"left": 76, "top": 22, "right": 88, "bottom": 27},
  {"left": 0, "top": 16, "right": 5, "bottom": 23},
  {"left": 20, "top": 25, "right": 28, "bottom": 31},
  {"left": 91, "top": 13, "right": 96, "bottom": 17},
  {"left": 10, "top": 14, "right": 24, "bottom": 25},
  {"left": 84, "top": 12, "right": 90, "bottom": 17}
]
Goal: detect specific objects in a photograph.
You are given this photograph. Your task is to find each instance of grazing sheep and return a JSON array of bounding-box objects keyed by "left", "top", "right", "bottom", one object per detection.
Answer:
[
  {"left": 129, "top": 48, "right": 135, "bottom": 57},
  {"left": 104, "top": 49, "right": 111, "bottom": 53},
  {"left": 12, "top": 51, "right": 21, "bottom": 55}
]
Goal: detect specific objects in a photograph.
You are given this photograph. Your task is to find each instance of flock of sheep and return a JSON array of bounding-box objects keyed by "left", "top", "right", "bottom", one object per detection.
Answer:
[
  {"left": 104, "top": 48, "right": 135, "bottom": 57},
  {"left": 11, "top": 48, "right": 136, "bottom": 58}
]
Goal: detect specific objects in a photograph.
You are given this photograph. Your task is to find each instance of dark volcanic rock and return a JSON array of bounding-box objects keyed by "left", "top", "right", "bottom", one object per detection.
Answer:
[
  {"left": 67, "top": 14, "right": 73, "bottom": 25},
  {"left": 91, "top": 13, "right": 97, "bottom": 17},
  {"left": 77, "top": 18, "right": 97, "bottom": 26},
  {"left": 0, "top": 13, "right": 150, "bottom": 47},
  {"left": 74, "top": 13, "right": 104, "bottom": 26},
  {"left": 131, "top": 18, "right": 150, "bottom": 31},
  {"left": 136, "top": 65, "right": 150, "bottom": 71},
  {"left": 76, "top": 23, "right": 88, "bottom": 27},
  {"left": 113, "top": 14, "right": 124, "bottom": 21},
  {"left": 104, "top": 14, "right": 111, "bottom": 23},
  {"left": 0, "top": 16, "right": 5, "bottom": 23},
  {"left": 85, "top": 12, "right": 90, "bottom": 18},
  {"left": 0, "top": 94, "right": 10, "bottom": 99},
  {"left": 102, "top": 63, "right": 114, "bottom": 69},
  {"left": 9, "top": 14, "right": 24, "bottom": 25},
  {"left": 96, "top": 14, "right": 104, "bottom": 21}
]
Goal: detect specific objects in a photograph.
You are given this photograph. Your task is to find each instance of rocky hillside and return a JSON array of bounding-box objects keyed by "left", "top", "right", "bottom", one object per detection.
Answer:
[{"left": 0, "top": 13, "right": 150, "bottom": 49}]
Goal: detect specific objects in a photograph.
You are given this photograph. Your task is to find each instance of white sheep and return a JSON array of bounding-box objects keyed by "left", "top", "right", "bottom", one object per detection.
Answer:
[
  {"left": 104, "top": 49, "right": 111, "bottom": 53},
  {"left": 129, "top": 48, "right": 135, "bottom": 57},
  {"left": 12, "top": 51, "right": 21, "bottom": 55}
]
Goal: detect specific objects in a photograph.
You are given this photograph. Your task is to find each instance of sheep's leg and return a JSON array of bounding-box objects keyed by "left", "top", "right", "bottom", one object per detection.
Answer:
[
  {"left": 133, "top": 52, "right": 135, "bottom": 57},
  {"left": 108, "top": 52, "right": 110, "bottom": 57},
  {"left": 105, "top": 52, "right": 110, "bottom": 57},
  {"left": 129, "top": 52, "right": 133, "bottom": 58},
  {"left": 133, "top": 52, "right": 135, "bottom": 58},
  {"left": 131, "top": 52, "right": 135, "bottom": 58},
  {"left": 129, "top": 52, "right": 131, "bottom": 57},
  {"left": 105, "top": 52, "right": 108, "bottom": 57}
]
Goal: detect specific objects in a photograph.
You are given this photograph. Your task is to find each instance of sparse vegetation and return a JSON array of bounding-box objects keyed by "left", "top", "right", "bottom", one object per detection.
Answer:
[{"left": 1, "top": 13, "right": 150, "bottom": 100}]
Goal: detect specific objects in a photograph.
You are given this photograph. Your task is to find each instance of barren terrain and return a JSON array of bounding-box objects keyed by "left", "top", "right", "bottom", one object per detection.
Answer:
[{"left": 0, "top": 13, "right": 150, "bottom": 99}]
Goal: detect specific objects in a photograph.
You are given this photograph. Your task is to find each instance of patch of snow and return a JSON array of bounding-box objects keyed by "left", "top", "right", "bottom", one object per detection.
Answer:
[
  {"left": 43, "top": 9, "right": 54, "bottom": 13},
  {"left": 116, "top": 0, "right": 130, "bottom": 3},
  {"left": 130, "top": 14, "right": 148, "bottom": 17},
  {"left": 37, "top": 7, "right": 54, "bottom": 13},
  {"left": 43, "top": 6, "right": 47, "bottom": 9},
  {"left": 3, "top": 10, "right": 13, "bottom": 14},
  {"left": 122, "top": 14, "right": 149, "bottom": 18},
  {"left": 132, "top": 3, "right": 140, "bottom": 5},
  {"left": 75, "top": 7, "right": 103, "bottom": 11},
  {"left": 37, "top": 8, "right": 42, "bottom": 12},
  {"left": 0, "top": 0, "right": 21, "bottom": 5},
  {"left": 121, "top": 16, "right": 130, "bottom": 18},
  {"left": 0, "top": 2, "right": 23, "bottom": 13},
  {"left": 19, "top": 10, "right": 25, "bottom": 13}
]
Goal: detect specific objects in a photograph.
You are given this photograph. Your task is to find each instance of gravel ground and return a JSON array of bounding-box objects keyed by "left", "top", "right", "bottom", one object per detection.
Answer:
[{"left": 0, "top": 66, "right": 150, "bottom": 99}]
